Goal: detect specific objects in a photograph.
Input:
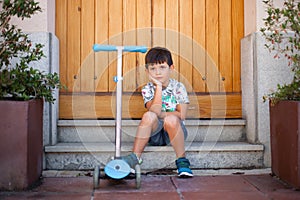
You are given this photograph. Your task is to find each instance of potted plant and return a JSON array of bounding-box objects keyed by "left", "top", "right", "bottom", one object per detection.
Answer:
[
  {"left": 0, "top": 0, "right": 62, "bottom": 190},
  {"left": 260, "top": 0, "right": 300, "bottom": 189}
]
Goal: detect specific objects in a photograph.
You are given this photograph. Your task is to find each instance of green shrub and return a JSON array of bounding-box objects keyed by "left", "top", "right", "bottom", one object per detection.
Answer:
[
  {"left": 261, "top": 0, "right": 300, "bottom": 104},
  {"left": 0, "top": 0, "right": 63, "bottom": 103}
]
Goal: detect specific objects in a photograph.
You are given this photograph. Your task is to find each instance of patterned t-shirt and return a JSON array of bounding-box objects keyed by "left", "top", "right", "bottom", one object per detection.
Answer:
[{"left": 141, "top": 79, "right": 189, "bottom": 112}]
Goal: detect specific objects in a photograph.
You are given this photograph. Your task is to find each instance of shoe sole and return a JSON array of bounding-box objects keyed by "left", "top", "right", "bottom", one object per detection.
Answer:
[{"left": 178, "top": 171, "right": 194, "bottom": 178}]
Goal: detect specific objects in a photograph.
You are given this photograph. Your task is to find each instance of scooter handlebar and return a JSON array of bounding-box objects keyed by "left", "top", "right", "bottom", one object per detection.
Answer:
[
  {"left": 93, "top": 44, "right": 147, "bottom": 53},
  {"left": 124, "top": 45, "right": 148, "bottom": 53}
]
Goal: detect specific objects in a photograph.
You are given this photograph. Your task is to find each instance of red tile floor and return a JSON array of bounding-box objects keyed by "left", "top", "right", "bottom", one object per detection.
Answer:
[{"left": 1, "top": 172, "right": 300, "bottom": 200}]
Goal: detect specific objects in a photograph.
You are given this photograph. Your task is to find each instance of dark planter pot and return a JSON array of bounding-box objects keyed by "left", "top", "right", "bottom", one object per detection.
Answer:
[
  {"left": 0, "top": 99, "right": 43, "bottom": 191},
  {"left": 270, "top": 100, "right": 300, "bottom": 189}
]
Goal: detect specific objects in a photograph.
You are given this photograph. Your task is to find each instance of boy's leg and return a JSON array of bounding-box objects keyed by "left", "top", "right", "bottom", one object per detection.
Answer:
[
  {"left": 132, "top": 111, "right": 159, "bottom": 158},
  {"left": 122, "top": 111, "right": 159, "bottom": 168},
  {"left": 163, "top": 115, "right": 186, "bottom": 158},
  {"left": 164, "top": 115, "right": 193, "bottom": 177}
]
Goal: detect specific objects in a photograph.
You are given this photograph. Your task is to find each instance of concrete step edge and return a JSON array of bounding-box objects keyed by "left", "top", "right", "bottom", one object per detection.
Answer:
[
  {"left": 45, "top": 142, "right": 263, "bottom": 153},
  {"left": 57, "top": 119, "right": 246, "bottom": 127}
]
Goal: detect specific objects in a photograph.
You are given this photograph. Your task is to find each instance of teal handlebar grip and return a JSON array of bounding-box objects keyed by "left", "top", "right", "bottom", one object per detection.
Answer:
[{"left": 93, "top": 44, "right": 147, "bottom": 53}]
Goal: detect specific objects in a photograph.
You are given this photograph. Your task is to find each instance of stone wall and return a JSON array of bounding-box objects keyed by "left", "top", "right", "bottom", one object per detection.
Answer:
[
  {"left": 28, "top": 32, "right": 59, "bottom": 148},
  {"left": 241, "top": 32, "right": 293, "bottom": 167}
]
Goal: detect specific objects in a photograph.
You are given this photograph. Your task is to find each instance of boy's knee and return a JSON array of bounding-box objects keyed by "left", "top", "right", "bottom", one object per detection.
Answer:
[
  {"left": 164, "top": 115, "right": 180, "bottom": 128},
  {"left": 141, "top": 111, "right": 157, "bottom": 125}
]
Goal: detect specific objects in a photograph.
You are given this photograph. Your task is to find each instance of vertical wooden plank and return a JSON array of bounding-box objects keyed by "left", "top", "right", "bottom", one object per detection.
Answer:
[
  {"left": 108, "top": 0, "right": 123, "bottom": 92},
  {"left": 232, "top": 0, "right": 244, "bottom": 92},
  {"left": 219, "top": 0, "right": 232, "bottom": 92},
  {"left": 206, "top": 0, "right": 219, "bottom": 92},
  {"left": 152, "top": 0, "right": 165, "bottom": 47},
  {"left": 95, "top": 0, "right": 109, "bottom": 92},
  {"left": 192, "top": 0, "right": 206, "bottom": 92},
  {"left": 179, "top": 0, "right": 193, "bottom": 92},
  {"left": 81, "top": 0, "right": 95, "bottom": 92},
  {"left": 123, "top": 0, "right": 137, "bottom": 92},
  {"left": 55, "top": 0, "right": 67, "bottom": 92},
  {"left": 57, "top": 0, "right": 244, "bottom": 119},
  {"left": 166, "top": 0, "right": 179, "bottom": 80},
  {"left": 136, "top": 0, "right": 151, "bottom": 90},
  {"left": 67, "top": 0, "right": 81, "bottom": 92}
]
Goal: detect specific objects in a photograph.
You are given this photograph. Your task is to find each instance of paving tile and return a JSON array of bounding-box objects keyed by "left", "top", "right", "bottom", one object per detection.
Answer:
[
  {"left": 267, "top": 190, "right": 300, "bottom": 200},
  {"left": 0, "top": 177, "right": 93, "bottom": 200},
  {"left": 94, "top": 192, "right": 180, "bottom": 200},
  {"left": 94, "top": 176, "right": 180, "bottom": 200},
  {"left": 1, "top": 174, "right": 300, "bottom": 200},
  {"left": 243, "top": 174, "right": 292, "bottom": 192},
  {"left": 31, "top": 177, "right": 93, "bottom": 193},
  {"left": 244, "top": 175, "right": 300, "bottom": 199},
  {"left": 172, "top": 175, "right": 258, "bottom": 192},
  {"left": 182, "top": 191, "right": 268, "bottom": 200},
  {"left": 0, "top": 193, "right": 91, "bottom": 200},
  {"left": 94, "top": 175, "right": 176, "bottom": 192}
]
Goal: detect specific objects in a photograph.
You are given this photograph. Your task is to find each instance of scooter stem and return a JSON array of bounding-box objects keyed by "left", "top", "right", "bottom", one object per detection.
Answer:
[{"left": 115, "top": 46, "right": 123, "bottom": 158}]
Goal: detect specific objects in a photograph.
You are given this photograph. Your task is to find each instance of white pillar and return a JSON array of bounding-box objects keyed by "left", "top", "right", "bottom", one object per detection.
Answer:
[{"left": 10, "top": 0, "right": 58, "bottom": 147}]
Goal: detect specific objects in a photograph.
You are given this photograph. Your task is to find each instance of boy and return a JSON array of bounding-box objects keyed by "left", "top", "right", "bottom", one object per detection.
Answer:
[{"left": 123, "top": 47, "right": 193, "bottom": 177}]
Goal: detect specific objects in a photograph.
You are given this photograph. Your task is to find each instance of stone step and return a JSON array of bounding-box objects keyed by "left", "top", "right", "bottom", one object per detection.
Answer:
[
  {"left": 57, "top": 119, "right": 246, "bottom": 143},
  {"left": 45, "top": 141, "right": 264, "bottom": 171}
]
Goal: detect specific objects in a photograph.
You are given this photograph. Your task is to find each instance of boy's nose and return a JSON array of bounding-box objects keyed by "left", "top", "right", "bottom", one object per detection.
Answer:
[{"left": 155, "top": 68, "right": 161, "bottom": 75}]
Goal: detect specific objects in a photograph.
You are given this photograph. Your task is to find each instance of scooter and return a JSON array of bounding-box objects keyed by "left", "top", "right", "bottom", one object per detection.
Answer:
[{"left": 92, "top": 45, "right": 147, "bottom": 189}]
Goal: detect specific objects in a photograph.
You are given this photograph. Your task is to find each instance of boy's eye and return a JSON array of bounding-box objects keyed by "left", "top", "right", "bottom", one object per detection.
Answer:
[{"left": 148, "top": 65, "right": 168, "bottom": 71}]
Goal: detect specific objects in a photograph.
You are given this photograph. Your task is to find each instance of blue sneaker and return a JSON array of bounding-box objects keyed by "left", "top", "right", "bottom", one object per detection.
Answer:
[
  {"left": 176, "top": 157, "right": 193, "bottom": 178},
  {"left": 121, "top": 153, "right": 142, "bottom": 169}
]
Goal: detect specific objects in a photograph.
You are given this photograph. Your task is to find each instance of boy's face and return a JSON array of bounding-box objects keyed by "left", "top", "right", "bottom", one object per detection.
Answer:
[{"left": 146, "top": 61, "right": 174, "bottom": 87}]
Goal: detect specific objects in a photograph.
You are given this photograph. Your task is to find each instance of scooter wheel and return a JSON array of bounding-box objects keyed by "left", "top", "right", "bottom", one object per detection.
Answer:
[
  {"left": 93, "top": 165, "right": 100, "bottom": 189},
  {"left": 135, "top": 164, "right": 141, "bottom": 189}
]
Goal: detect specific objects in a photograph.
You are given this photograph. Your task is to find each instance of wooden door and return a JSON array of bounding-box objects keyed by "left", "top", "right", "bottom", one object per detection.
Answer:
[{"left": 56, "top": 0, "right": 244, "bottom": 119}]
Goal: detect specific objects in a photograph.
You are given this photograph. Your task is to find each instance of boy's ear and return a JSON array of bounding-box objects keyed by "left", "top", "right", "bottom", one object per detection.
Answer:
[{"left": 170, "top": 64, "right": 175, "bottom": 70}]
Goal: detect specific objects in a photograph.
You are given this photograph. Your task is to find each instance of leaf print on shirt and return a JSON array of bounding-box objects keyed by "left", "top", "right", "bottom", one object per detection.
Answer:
[{"left": 142, "top": 79, "right": 189, "bottom": 111}]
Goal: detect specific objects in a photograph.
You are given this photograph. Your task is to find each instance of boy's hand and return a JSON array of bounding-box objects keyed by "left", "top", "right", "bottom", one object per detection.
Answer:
[{"left": 149, "top": 75, "right": 162, "bottom": 87}]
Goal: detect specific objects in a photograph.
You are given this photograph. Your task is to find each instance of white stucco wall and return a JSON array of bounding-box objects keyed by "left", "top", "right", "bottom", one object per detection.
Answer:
[
  {"left": 242, "top": 0, "right": 295, "bottom": 167},
  {"left": 11, "top": 0, "right": 55, "bottom": 33},
  {"left": 241, "top": 32, "right": 293, "bottom": 167},
  {"left": 244, "top": 0, "right": 285, "bottom": 36}
]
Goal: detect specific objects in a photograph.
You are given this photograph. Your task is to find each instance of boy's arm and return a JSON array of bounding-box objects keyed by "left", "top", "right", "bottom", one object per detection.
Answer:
[
  {"left": 145, "top": 75, "right": 188, "bottom": 120},
  {"left": 145, "top": 84, "right": 163, "bottom": 116},
  {"left": 158, "top": 103, "right": 188, "bottom": 120},
  {"left": 146, "top": 100, "right": 188, "bottom": 120}
]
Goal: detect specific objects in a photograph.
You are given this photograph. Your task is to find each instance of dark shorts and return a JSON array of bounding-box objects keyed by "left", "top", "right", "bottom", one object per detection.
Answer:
[{"left": 148, "top": 119, "right": 188, "bottom": 146}]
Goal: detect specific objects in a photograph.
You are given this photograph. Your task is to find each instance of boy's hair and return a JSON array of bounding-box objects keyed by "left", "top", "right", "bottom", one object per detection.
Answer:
[{"left": 145, "top": 47, "right": 173, "bottom": 68}]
